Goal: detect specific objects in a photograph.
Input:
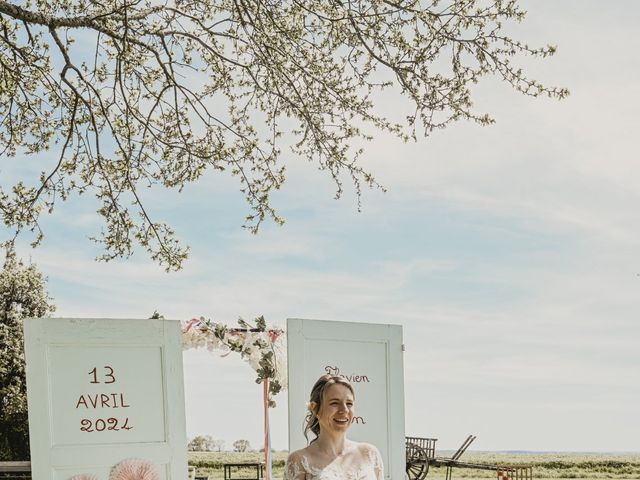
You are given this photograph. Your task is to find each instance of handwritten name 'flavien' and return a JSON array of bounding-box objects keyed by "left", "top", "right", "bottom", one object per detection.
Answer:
[{"left": 324, "top": 365, "right": 370, "bottom": 383}]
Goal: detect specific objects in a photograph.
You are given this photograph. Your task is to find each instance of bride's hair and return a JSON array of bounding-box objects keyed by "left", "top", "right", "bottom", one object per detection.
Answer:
[{"left": 303, "top": 374, "right": 355, "bottom": 443}]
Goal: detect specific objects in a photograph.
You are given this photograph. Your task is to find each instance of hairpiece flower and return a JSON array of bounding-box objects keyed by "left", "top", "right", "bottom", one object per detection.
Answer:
[
  {"left": 110, "top": 458, "right": 160, "bottom": 480},
  {"left": 69, "top": 475, "right": 98, "bottom": 480}
]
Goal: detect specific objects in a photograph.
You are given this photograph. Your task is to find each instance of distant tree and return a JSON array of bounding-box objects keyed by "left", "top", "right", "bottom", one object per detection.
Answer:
[
  {"left": 188, "top": 434, "right": 222, "bottom": 452},
  {"left": 0, "top": 247, "right": 55, "bottom": 460},
  {"left": 188, "top": 435, "right": 207, "bottom": 452},
  {"left": 211, "top": 439, "right": 225, "bottom": 452},
  {"left": 0, "top": 0, "right": 568, "bottom": 271},
  {"left": 233, "top": 439, "right": 251, "bottom": 453}
]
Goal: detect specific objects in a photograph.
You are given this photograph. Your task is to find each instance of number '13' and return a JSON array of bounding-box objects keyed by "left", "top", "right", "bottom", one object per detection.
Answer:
[{"left": 89, "top": 366, "right": 116, "bottom": 384}]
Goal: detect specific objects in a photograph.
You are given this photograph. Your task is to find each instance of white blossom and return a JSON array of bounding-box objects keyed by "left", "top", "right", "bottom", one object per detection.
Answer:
[{"left": 181, "top": 319, "right": 288, "bottom": 403}]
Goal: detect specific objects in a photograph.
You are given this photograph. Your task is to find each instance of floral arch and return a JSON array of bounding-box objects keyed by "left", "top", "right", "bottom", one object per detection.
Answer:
[{"left": 181, "top": 316, "right": 287, "bottom": 479}]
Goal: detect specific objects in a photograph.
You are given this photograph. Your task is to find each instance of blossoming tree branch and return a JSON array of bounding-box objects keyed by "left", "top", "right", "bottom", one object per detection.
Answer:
[{"left": 0, "top": 0, "right": 567, "bottom": 270}]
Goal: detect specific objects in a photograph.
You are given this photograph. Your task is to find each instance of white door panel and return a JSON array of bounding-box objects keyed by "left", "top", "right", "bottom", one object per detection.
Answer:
[
  {"left": 23, "top": 318, "right": 187, "bottom": 480},
  {"left": 287, "top": 318, "right": 405, "bottom": 480}
]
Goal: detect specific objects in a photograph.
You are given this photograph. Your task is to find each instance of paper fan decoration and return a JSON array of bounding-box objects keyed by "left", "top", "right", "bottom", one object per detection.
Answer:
[
  {"left": 69, "top": 475, "right": 99, "bottom": 480},
  {"left": 110, "top": 458, "right": 160, "bottom": 480}
]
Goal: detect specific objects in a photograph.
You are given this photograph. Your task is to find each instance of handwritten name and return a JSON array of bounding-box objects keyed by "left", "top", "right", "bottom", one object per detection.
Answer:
[{"left": 324, "top": 366, "right": 370, "bottom": 383}]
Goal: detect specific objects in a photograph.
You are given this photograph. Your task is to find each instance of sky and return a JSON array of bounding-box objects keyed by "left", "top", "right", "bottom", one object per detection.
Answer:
[{"left": 3, "top": 0, "right": 640, "bottom": 453}]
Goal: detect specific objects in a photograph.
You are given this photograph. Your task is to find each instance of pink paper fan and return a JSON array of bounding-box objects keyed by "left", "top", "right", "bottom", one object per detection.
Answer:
[
  {"left": 69, "top": 475, "right": 99, "bottom": 480},
  {"left": 110, "top": 458, "right": 160, "bottom": 480}
]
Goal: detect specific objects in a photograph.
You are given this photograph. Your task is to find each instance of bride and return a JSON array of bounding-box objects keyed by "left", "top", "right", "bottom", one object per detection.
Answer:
[{"left": 284, "top": 374, "right": 384, "bottom": 480}]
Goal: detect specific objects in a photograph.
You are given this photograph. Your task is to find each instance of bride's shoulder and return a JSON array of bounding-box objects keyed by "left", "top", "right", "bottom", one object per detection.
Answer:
[
  {"left": 350, "top": 441, "right": 379, "bottom": 455},
  {"left": 352, "top": 441, "right": 382, "bottom": 463},
  {"left": 353, "top": 441, "right": 380, "bottom": 454},
  {"left": 286, "top": 445, "right": 313, "bottom": 465},
  {"left": 284, "top": 447, "right": 314, "bottom": 480}
]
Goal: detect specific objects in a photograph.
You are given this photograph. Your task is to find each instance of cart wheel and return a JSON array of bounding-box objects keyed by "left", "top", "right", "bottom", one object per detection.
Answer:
[{"left": 406, "top": 442, "right": 430, "bottom": 480}]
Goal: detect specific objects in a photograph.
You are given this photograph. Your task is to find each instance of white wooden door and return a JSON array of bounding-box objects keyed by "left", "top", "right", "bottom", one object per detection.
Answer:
[
  {"left": 287, "top": 318, "right": 405, "bottom": 480},
  {"left": 23, "top": 318, "right": 187, "bottom": 480}
]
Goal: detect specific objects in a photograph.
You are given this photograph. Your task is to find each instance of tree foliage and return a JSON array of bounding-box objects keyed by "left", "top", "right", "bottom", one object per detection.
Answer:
[
  {"left": 188, "top": 434, "right": 224, "bottom": 452},
  {"left": 0, "top": 0, "right": 568, "bottom": 270},
  {"left": 233, "top": 439, "right": 252, "bottom": 453},
  {"left": 0, "top": 247, "right": 55, "bottom": 460},
  {"left": 211, "top": 438, "right": 225, "bottom": 452}
]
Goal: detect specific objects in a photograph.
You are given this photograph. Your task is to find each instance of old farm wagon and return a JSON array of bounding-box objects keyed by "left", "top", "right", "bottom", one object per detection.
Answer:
[{"left": 405, "top": 435, "right": 533, "bottom": 480}]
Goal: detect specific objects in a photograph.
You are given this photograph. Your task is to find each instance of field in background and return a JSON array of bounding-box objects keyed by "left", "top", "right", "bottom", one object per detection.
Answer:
[
  {"left": 430, "top": 452, "right": 640, "bottom": 479},
  {"left": 188, "top": 451, "right": 640, "bottom": 480},
  {"left": 189, "top": 451, "right": 288, "bottom": 479}
]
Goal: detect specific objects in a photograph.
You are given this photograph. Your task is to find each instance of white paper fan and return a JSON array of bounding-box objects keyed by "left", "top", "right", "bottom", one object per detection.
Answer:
[{"left": 110, "top": 458, "right": 160, "bottom": 480}]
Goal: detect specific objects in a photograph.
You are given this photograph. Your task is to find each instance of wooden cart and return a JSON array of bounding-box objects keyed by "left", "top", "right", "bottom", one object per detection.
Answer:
[{"left": 405, "top": 435, "right": 532, "bottom": 480}]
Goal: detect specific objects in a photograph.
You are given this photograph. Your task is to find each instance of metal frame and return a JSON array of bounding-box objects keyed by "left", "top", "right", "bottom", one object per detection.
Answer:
[{"left": 223, "top": 462, "right": 264, "bottom": 480}]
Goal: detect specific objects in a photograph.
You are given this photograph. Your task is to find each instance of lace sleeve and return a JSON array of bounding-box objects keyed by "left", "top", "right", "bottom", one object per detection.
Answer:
[
  {"left": 283, "top": 452, "right": 306, "bottom": 480},
  {"left": 368, "top": 444, "right": 384, "bottom": 480}
]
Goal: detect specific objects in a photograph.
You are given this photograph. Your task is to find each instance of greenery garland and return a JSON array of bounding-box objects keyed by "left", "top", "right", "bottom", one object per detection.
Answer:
[{"left": 182, "top": 316, "right": 286, "bottom": 407}]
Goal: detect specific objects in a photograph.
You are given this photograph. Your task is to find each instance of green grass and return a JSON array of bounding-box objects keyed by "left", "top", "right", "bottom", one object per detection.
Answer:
[
  {"left": 187, "top": 451, "right": 640, "bottom": 480},
  {"left": 428, "top": 453, "right": 640, "bottom": 480},
  {"left": 188, "top": 451, "right": 287, "bottom": 479}
]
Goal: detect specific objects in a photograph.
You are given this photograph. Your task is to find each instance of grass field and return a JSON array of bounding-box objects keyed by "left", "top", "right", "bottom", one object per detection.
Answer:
[{"left": 188, "top": 451, "right": 640, "bottom": 480}]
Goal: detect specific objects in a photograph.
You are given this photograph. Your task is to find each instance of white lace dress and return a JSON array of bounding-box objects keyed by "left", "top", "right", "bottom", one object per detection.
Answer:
[{"left": 284, "top": 442, "right": 384, "bottom": 480}]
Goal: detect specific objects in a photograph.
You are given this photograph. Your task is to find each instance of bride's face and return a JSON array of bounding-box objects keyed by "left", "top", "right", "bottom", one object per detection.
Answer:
[{"left": 316, "top": 383, "right": 355, "bottom": 434}]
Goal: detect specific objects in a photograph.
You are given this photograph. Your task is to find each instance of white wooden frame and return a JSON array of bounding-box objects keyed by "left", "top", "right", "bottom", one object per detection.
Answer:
[
  {"left": 23, "top": 318, "right": 187, "bottom": 480},
  {"left": 287, "top": 318, "right": 405, "bottom": 480}
]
